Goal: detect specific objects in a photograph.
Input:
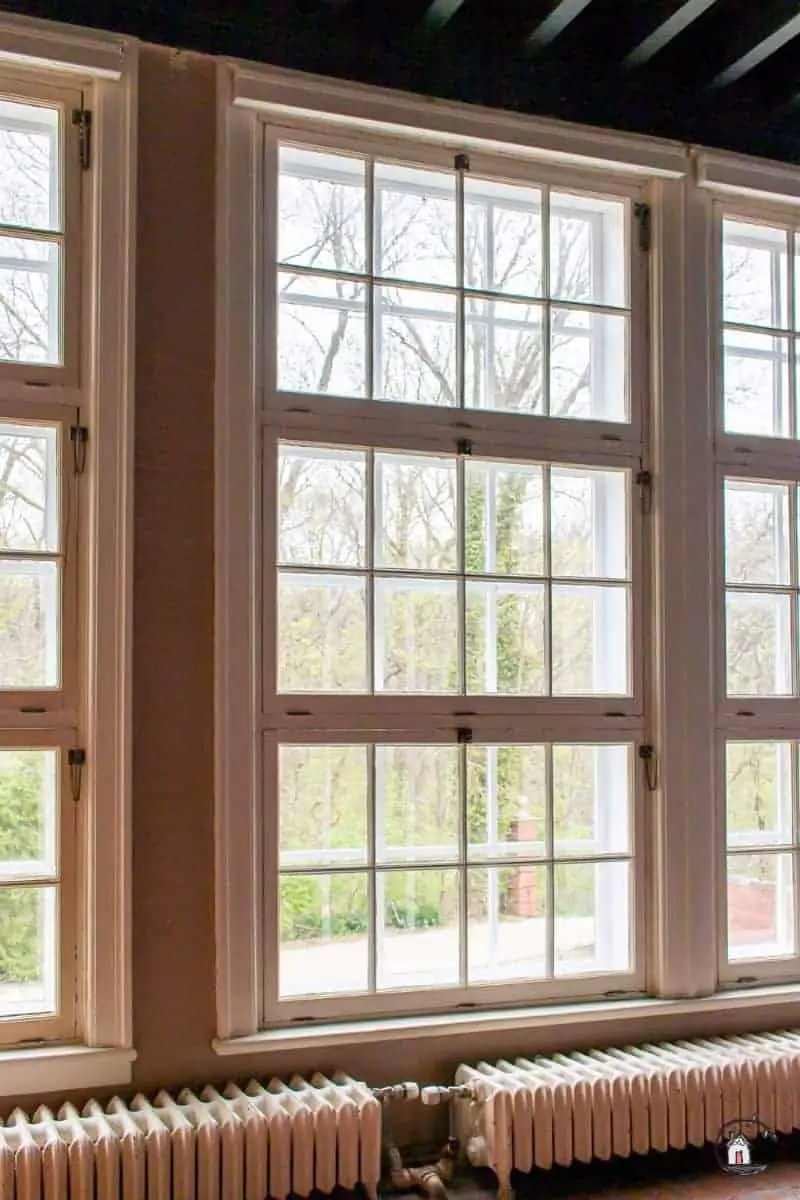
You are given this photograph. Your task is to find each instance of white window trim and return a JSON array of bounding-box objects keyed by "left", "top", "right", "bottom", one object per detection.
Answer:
[
  {"left": 0, "top": 15, "right": 136, "bottom": 1094},
  {"left": 215, "top": 59, "right": 800, "bottom": 1049}
]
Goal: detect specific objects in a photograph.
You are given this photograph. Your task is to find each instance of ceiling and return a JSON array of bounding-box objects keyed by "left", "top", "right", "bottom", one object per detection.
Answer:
[{"left": 12, "top": 0, "right": 800, "bottom": 163}]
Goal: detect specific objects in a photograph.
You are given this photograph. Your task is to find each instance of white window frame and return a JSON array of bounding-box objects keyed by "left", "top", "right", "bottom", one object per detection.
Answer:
[
  {"left": 215, "top": 60, "right": 712, "bottom": 1048},
  {"left": 217, "top": 66, "right": 800, "bottom": 1054},
  {"left": 707, "top": 188, "right": 800, "bottom": 988},
  {"left": 0, "top": 13, "right": 135, "bottom": 1096}
]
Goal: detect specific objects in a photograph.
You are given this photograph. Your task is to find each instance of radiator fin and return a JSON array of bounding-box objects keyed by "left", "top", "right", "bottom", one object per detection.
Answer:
[{"left": 0, "top": 1072, "right": 381, "bottom": 1200}]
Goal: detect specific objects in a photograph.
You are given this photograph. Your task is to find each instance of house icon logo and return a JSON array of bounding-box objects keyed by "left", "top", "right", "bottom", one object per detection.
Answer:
[
  {"left": 726, "top": 1132, "right": 752, "bottom": 1171},
  {"left": 715, "top": 1116, "right": 776, "bottom": 1176}
]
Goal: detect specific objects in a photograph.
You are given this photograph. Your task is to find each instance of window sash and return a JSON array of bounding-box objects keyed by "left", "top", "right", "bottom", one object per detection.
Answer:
[
  {"left": 262, "top": 725, "right": 646, "bottom": 1025},
  {"left": 0, "top": 72, "right": 82, "bottom": 389}
]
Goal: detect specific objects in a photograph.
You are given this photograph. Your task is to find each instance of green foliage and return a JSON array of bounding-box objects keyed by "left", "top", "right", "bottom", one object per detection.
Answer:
[{"left": 0, "top": 751, "right": 46, "bottom": 983}]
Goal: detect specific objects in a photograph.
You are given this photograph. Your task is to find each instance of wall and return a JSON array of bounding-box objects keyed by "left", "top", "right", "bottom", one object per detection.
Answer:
[{"left": 4, "top": 40, "right": 800, "bottom": 1140}]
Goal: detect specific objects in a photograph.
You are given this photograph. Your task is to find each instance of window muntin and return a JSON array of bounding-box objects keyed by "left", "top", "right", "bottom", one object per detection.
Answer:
[
  {"left": 277, "top": 738, "right": 634, "bottom": 1003},
  {"left": 277, "top": 444, "right": 632, "bottom": 698},
  {"left": 721, "top": 218, "right": 800, "bottom": 440},
  {"left": 277, "top": 147, "right": 629, "bottom": 422}
]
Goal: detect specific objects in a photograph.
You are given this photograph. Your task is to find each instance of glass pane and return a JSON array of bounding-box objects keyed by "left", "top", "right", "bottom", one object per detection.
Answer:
[
  {"left": 723, "top": 220, "right": 788, "bottom": 330},
  {"left": 375, "top": 163, "right": 455, "bottom": 286},
  {"left": 0, "top": 561, "right": 59, "bottom": 689},
  {"left": 0, "top": 422, "right": 58, "bottom": 552},
  {"left": 278, "top": 147, "right": 366, "bottom": 274},
  {"left": 723, "top": 329, "right": 790, "bottom": 438},
  {"left": 467, "top": 744, "right": 547, "bottom": 858},
  {"left": 279, "top": 745, "right": 368, "bottom": 869},
  {"left": 465, "top": 461, "right": 544, "bottom": 577},
  {"left": 375, "top": 453, "right": 457, "bottom": 571},
  {"left": 550, "top": 194, "right": 626, "bottom": 308},
  {"left": 725, "top": 591, "right": 792, "bottom": 696},
  {"left": 0, "top": 238, "right": 60, "bottom": 365},
  {"left": 0, "top": 101, "right": 59, "bottom": 232},
  {"left": 376, "top": 745, "right": 459, "bottom": 863},
  {"left": 279, "top": 873, "right": 368, "bottom": 997},
  {"left": 468, "top": 866, "right": 547, "bottom": 982},
  {"left": 551, "top": 584, "right": 629, "bottom": 696},
  {"left": 0, "top": 750, "right": 57, "bottom": 879},
  {"left": 0, "top": 885, "right": 57, "bottom": 1018},
  {"left": 724, "top": 479, "right": 790, "bottom": 586},
  {"left": 552, "top": 744, "right": 630, "bottom": 857},
  {"left": 464, "top": 177, "right": 543, "bottom": 297},
  {"left": 550, "top": 309, "right": 627, "bottom": 422},
  {"left": 465, "top": 298, "right": 544, "bottom": 414},
  {"left": 727, "top": 853, "right": 794, "bottom": 960},
  {"left": 279, "top": 445, "right": 366, "bottom": 568},
  {"left": 376, "top": 286, "right": 457, "bottom": 407},
  {"left": 726, "top": 742, "right": 793, "bottom": 849},
  {"left": 278, "top": 272, "right": 366, "bottom": 397},
  {"left": 378, "top": 868, "right": 459, "bottom": 989},
  {"left": 550, "top": 467, "right": 628, "bottom": 580},
  {"left": 466, "top": 581, "right": 546, "bottom": 695},
  {"left": 278, "top": 573, "right": 367, "bottom": 692},
  {"left": 375, "top": 577, "right": 458, "bottom": 693},
  {"left": 555, "top": 860, "right": 630, "bottom": 974}
]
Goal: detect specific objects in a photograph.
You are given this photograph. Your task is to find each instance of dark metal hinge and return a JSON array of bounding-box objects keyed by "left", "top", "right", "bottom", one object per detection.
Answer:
[
  {"left": 635, "top": 467, "right": 653, "bottom": 514},
  {"left": 70, "top": 424, "right": 88, "bottom": 475},
  {"left": 634, "top": 202, "right": 651, "bottom": 252},
  {"left": 72, "top": 107, "right": 92, "bottom": 171},
  {"left": 68, "top": 748, "right": 86, "bottom": 803},
  {"left": 457, "top": 727, "right": 473, "bottom": 744},
  {"left": 457, "top": 437, "right": 473, "bottom": 456},
  {"left": 638, "top": 744, "right": 658, "bottom": 791},
  {"left": 454, "top": 152, "right": 470, "bottom": 172}
]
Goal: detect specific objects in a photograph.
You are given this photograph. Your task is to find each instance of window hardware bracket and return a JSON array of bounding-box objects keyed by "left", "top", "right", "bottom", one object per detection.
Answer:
[
  {"left": 72, "top": 106, "right": 92, "bottom": 171},
  {"left": 68, "top": 748, "right": 86, "bottom": 803},
  {"left": 454, "top": 152, "right": 470, "bottom": 172},
  {"left": 634, "top": 201, "right": 651, "bottom": 252},
  {"left": 71, "top": 424, "right": 88, "bottom": 475},
  {"left": 638, "top": 744, "right": 658, "bottom": 791}
]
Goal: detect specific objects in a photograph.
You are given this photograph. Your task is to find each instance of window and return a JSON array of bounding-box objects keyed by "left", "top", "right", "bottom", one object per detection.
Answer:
[
  {"left": 0, "top": 84, "right": 82, "bottom": 1046},
  {"left": 0, "top": 16, "right": 135, "bottom": 1093},
  {"left": 221, "top": 71, "right": 800, "bottom": 1048},
  {"left": 720, "top": 212, "right": 800, "bottom": 982},
  {"left": 256, "top": 135, "right": 646, "bottom": 1025}
]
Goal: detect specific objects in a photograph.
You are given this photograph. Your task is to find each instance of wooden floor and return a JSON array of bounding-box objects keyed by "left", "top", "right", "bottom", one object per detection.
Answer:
[{"left": 427, "top": 1146, "right": 800, "bottom": 1198}]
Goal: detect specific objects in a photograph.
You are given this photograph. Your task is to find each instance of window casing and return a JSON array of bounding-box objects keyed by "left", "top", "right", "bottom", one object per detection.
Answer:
[
  {"left": 0, "top": 16, "right": 135, "bottom": 1084},
  {"left": 259, "top": 122, "right": 650, "bottom": 1025},
  {"left": 0, "top": 75, "right": 84, "bottom": 1047}
]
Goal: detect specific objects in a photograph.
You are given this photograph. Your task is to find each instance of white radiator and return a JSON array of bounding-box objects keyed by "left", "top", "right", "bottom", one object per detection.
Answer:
[
  {"left": 0, "top": 1072, "right": 382, "bottom": 1200},
  {"left": 453, "top": 1030, "right": 800, "bottom": 1198}
]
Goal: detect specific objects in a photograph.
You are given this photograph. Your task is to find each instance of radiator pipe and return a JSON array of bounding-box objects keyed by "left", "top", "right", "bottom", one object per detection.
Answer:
[{"left": 377, "top": 1083, "right": 469, "bottom": 1198}]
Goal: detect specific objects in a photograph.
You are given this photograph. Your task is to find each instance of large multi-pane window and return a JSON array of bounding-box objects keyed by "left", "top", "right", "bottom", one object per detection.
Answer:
[
  {"left": 264, "top": 136, "right": 646, "bottom": 1020},
  {"left": 721, "top": 213, "right": 800, "bottom": 980},
  {"left": 0, "top": 82, "right": 81, "bottom": 1044}
]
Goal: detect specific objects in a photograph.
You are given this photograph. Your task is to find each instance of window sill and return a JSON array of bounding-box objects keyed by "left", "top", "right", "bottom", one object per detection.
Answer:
[
  {"left": 0, "top": 1044, "right": 136, "bottom": 1098},
  {"left": 214, "top": 986, "right": 800, "bottom": 1055}
]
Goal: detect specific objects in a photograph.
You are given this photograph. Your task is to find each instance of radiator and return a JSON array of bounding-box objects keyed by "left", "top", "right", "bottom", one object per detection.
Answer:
[
  {"left": 453, "top": 1030, "right": 800, "bottom": 1198},
  {"left": 0, "top": 1072, "right": 381, "bottom": 1200}
]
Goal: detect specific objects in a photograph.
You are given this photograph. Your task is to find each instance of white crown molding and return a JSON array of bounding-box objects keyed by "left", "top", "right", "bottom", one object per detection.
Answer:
[
  {"left": 694, "top": 147, "right": 800, "bottom": 206},
  {"left": 0, "top": 11, "right": 132, "bottom": 80},
  {"left": 227, "top": 60, "right": 689, "bottom": 179}
]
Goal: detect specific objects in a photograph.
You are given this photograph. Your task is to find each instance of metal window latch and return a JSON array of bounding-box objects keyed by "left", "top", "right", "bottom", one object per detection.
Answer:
[
  {"left": 634, "top": 202, "right": 651, "bottom": 252},
  {"left": 71, "top": 424, "right": 89, "bottom": 475},
  {"left": 638, "top": 744, "right": 658, "bottom": 791},
  {"left": 67, "top": 748, "right": 86, "bottom": 803},
  {"left": 72, "top": 107, "right": 92, "bottom": 171}
]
